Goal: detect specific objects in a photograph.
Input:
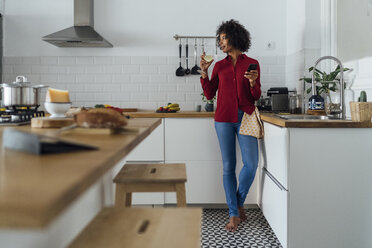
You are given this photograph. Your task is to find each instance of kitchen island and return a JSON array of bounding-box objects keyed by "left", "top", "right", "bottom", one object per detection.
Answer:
[
  {"left": 0, "top": 118, "right": 161, "bottom": 247},
  {"left": 259, "top": 113, "right": 372, "bottom": 248}
]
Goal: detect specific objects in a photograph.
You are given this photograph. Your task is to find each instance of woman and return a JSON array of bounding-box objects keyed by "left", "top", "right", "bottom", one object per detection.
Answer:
[{"left": 200, "top": 19, "right": 261, "bottom": 232}]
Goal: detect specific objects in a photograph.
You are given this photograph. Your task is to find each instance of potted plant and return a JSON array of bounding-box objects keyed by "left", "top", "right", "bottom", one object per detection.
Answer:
[
  {"left": 300, "top": 65, "right": 351, "bottom": 99},
  {"left": 201, "top": 92, "right": 216, "bottom": 112},
  {"left": 300, "top": 65, "right": 351, "bottom": 116}
]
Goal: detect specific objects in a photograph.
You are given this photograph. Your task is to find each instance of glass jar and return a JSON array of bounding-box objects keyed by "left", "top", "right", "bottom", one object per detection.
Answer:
[
  {"left": 289, "top": 93, "right": 301, "bottom": 114},
  {"left": 325, "top": 90, "right": 341, "bottom": 118},
  {"left": 344, "top": 78, "right": 355, "bottom": 119}
]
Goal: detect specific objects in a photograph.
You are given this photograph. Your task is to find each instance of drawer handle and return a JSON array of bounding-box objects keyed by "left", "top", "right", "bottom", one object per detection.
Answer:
[
  {"left": 263, "top": 168, "right": 287, "bottom": 191},
  {"left": 138, "top": 220, "right": 150, "bottom": 234},
  {"left": 150, "top": 168, "right": 157, "bottom": 174}
]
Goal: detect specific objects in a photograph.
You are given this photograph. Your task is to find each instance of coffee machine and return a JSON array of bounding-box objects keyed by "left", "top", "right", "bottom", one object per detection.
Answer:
[{"left": 267, "top": 87, "right": 289, "bottom": 112}]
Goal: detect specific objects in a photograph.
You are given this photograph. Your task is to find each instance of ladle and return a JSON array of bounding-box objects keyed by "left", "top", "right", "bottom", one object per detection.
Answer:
[
  {"left": 185, "top": 39, "right": 191, "bottom": 75},
  {"left": 175, "top": 39, "right": 185, "bottom": 76},
  {"left": 191, "top": 38, "right": 201, "bottom": 74}
]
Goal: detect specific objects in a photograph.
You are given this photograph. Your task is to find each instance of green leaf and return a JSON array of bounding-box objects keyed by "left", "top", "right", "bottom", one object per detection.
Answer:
[
  {"left": 300, "top": 65, "right": 352, "bottom": 95},
  {"left": 301, "top": 78, "right": 312, "bottom": 83}
]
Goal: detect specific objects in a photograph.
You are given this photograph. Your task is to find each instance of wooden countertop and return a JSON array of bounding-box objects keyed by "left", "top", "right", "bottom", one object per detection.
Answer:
[
  {"left": 124, "top": 111, "right": 215, "bottom": 118},
  {"left": 261, "top": 113, "right": 372, "bottom": 128},
  {"left": 0, "top": 118, "right": 161, "bottom": 228}
]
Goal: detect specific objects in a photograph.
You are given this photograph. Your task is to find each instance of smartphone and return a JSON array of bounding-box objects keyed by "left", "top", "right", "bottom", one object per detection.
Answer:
[{"left": 247, "top": 64, "right": 258, "bottom": 72}]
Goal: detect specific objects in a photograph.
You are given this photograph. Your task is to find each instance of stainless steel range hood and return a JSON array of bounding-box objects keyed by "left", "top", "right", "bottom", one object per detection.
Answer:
[{"left": 42, "top": 0, "right": 113, "bottom": 48}]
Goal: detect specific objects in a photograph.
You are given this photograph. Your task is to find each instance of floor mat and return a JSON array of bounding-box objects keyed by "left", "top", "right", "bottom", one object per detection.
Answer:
[{"left": 201, "top": 208, "right": 283, "bottom": 248}]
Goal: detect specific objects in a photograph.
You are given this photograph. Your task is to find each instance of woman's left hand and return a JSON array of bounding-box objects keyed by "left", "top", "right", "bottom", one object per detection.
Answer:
[{"left": 244, "top": 70, "right": 258, "bottom": 87}]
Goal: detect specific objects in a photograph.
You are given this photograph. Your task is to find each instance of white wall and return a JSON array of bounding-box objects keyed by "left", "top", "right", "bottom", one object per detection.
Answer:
[
  {"left": 337, "top": 0, "right": 372, "bottom": 97},
  {"left": 285, "top": 0, "right": 306, "bottom": 92},
  {"left": 1, "top": 0, "right": 290, "bottom": 110},
  {"left": 3, "top": 0, "right": 287, "bottom": 57},
  {"left": 305, "top": 0, "right": 321, "bottom": 50},
  {"left": 286, "top": 0, "right": 305, "bottom": 55},
  {"left": 337, "top": 0, "right": 372, "bottom": 62}
]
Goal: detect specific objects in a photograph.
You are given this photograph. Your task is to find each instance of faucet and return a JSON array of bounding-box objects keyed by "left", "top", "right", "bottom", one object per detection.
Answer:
[{"left": 311, "top": 56, "right": 345, "bottom": 120}]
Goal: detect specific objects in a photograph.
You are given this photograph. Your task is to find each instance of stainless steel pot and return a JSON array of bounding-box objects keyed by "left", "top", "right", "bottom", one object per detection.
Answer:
[{"left": 0, "top": 76, "right": 48, "bottom": 107}]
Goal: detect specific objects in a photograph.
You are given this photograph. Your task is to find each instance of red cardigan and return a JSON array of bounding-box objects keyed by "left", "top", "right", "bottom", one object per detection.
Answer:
[{"left": 200, "top": 54, "right": 261, "bottom": 122}]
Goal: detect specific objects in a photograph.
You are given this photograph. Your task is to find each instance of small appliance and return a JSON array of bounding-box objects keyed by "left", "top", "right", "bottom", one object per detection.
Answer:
[{"left": 267, "top": 87, "right": 289, "bottom": 112}]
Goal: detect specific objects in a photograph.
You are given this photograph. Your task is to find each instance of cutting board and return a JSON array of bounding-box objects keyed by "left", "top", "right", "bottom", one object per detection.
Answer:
[
  {"left": 121, "top": 108, "right": 138, "bottom": 112},
  {"left": 61, "top": 127, "right": 139, "bottom": 135},
  {"left": 31, "top": 117, "right": 75, "bottom": 128}
]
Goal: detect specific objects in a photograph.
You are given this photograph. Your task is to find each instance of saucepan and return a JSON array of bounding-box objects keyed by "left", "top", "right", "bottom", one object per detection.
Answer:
[{"left": 0, "top": 76, "right": 48, "bottom": 107}]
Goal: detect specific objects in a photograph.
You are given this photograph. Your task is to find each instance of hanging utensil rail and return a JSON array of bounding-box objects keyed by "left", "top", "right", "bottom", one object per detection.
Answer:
[{"left": 173, "top": 34, "right": 216, "bottom": 40}]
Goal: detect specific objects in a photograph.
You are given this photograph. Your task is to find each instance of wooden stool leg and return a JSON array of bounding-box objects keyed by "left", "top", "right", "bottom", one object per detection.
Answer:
[
  {"left": 124, "top": 193, "right": 132, "bottom": 207},
  {"left": 175, "top": 183, "right": 186, "bottom": 207},
  {"left": 115, "top": 184, "right": 132, "bottom": 208},
  {"left": 115, "top": 184, "right": 125, "bottom": 208}
]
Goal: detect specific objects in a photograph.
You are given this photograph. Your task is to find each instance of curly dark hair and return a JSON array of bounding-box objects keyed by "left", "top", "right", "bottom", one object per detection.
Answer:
[{"left": 216, "top": 19, "right": 251, "bottom": 52}]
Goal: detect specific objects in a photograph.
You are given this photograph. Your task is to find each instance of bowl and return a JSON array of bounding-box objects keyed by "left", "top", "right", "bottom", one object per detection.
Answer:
[{"left": 44, "top": 102, "right": 72, "bottom": 118}]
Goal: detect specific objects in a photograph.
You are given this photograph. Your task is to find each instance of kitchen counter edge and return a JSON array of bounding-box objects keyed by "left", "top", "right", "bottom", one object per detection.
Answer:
[
  {"left": 125, "top": 111, "right": 215, "bottom": 118},
  {"left": 261, "top": 113, "right": 372, "bottom": 128}
]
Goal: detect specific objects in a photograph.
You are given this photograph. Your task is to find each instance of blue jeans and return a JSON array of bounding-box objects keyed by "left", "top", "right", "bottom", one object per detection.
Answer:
[{"left": 214, "top": 109, "right": 259, "bottom": 217}]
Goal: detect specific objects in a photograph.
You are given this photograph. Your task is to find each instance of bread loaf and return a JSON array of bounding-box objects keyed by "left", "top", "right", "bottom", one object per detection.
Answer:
[{"left": 74, "top": 108, "right": 128, "bottom": 128}]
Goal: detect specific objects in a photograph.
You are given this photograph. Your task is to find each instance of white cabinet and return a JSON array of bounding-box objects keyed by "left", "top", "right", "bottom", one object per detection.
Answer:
[
  {"left": 261, "top": 168, "right": 287, "bottom": 248},
  {"left": 164, "top": 161, "right": 225, "bottom": 204},
  {"left": 164, "top": 118, "right": 221, "bottom": 161},
  {"left": 164, "top": 118, "right": 258, "bottom": 205},
  {"left": 125, "top": 120, "right": 165, "bottom": 205},
  {"left": 261, "top": 122, "right": 372, "bottom": 248},
  {"left": 126, "top": 120, "right": 164, "bottom": 162},
  {"left": 263, "top": 122, "right": 289, "bottom": 189}
]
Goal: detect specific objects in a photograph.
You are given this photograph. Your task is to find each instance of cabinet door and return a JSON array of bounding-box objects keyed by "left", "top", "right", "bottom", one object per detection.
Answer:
[
  {"left": 164, "top": 160, "right": 258, "bottom": 204},
  {"left": 165, "top": 161, "right": 225, "bottom": 204},
  {"left": 126, "top": 119, "right": 164, "bottom": 162},
  {"left": 263, "top": 122, "right": 289, "bottom": 189},
  {"left": 261, "top": 168, "right": 288, "bottom": 248},
  {"left": 164, "top": 118, "right": 221, "bottom": 161}
]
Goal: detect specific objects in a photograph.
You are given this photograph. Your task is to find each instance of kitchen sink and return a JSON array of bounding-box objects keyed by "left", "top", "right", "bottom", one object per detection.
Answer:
[{"left": 276, "top": 114, "right": 330, "bottom": 120}]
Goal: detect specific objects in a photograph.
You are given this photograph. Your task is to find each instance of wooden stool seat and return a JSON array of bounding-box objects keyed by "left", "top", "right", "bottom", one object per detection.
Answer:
[
  {"left": 68, "top": 207, "right": 202, "bottom": 248},
  {"left": 114, "top": 163, "right": 187, "bottom": 207}
]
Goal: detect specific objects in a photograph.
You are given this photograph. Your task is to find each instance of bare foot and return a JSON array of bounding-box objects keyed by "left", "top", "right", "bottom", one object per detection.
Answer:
[
  {"left": 238, "top": 207, "right": 247, "bottom": 222},
  {"left": 225, "top": 216, "right": 240, "bottom": 232}
]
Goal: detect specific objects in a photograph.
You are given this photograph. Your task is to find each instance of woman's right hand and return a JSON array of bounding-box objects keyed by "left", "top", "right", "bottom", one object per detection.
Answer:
[{"left": 200, "top": 52, "right": 214, "bottom": 76}]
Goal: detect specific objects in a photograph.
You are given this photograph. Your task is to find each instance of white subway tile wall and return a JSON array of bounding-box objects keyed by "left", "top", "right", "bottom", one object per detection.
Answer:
[{"left": 3, "top": 56, "right": 286, "bottom": 110}]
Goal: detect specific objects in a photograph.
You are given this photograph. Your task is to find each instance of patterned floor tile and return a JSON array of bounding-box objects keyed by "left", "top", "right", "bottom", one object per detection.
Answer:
[{"left": 201, "top": 208, "right": 283, "bottom": 248}]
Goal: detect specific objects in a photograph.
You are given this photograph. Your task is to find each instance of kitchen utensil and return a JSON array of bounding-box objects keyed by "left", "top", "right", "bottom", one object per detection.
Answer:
[
  {"left": 175, "top": 40, "right": 185, "bottom": 76},
  {"left": 0, "top": 76, "right": 48, "bottom": 107},
  {"left": 191, "top": 39, "right": 201, "bottom": 75},
  {"left": 185, "top": 39, "right": 190, "bottom": 75},
  {"left": 215, "top": 40, "right": 218, "bottom": 56}
]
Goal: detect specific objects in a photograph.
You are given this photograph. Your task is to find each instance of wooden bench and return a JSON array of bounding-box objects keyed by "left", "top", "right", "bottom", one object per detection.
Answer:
[
  {"left": 68, "top": 207, "right": 202, "bottom": 248},
  {"left": 114, "top": 163, "right": 187, "bottom": 207}
]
